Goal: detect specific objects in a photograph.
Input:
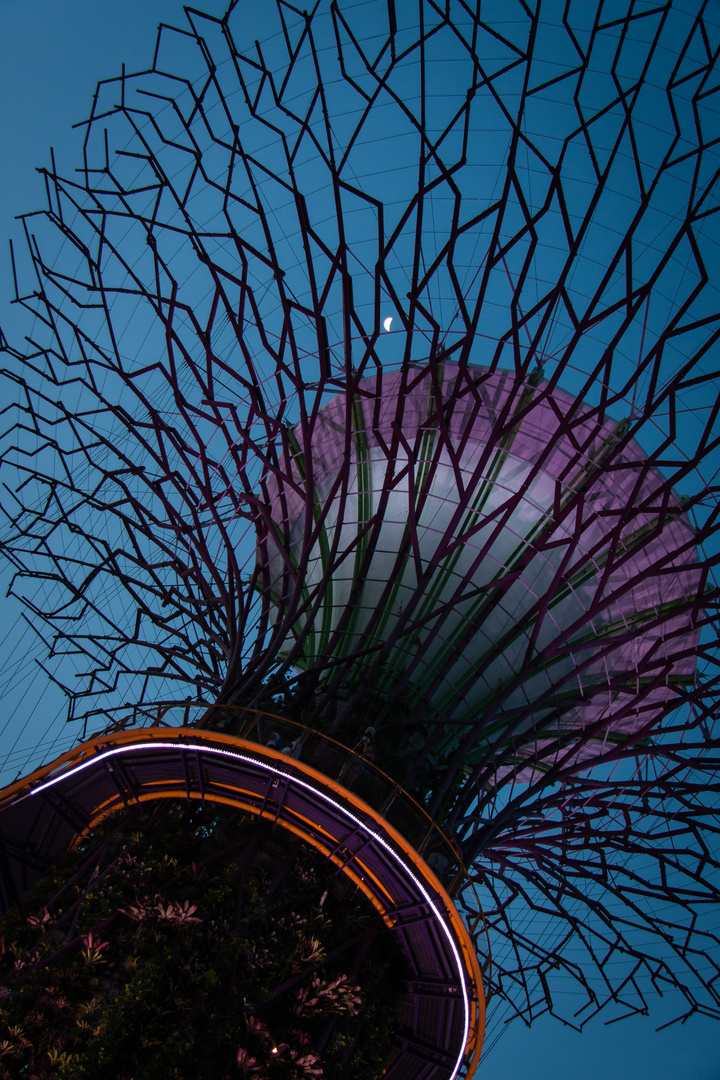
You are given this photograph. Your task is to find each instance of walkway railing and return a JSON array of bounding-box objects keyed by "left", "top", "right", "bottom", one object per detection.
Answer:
[
  {"left": 104, "top": 700, "right": 491, "bottom": 1000},
  {"left": 108, "top": 702, "right": 478, "bottom": 891}
]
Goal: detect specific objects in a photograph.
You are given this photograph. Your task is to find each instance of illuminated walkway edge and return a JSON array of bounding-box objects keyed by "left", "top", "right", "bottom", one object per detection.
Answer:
[{"left": 0, "top": 728, "right": 484, "bottom": 1079}]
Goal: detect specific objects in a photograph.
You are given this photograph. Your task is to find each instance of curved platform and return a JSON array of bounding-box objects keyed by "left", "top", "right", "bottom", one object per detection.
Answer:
[{"left": 0, "top": 727, "right": 484, "bottom": 1079}]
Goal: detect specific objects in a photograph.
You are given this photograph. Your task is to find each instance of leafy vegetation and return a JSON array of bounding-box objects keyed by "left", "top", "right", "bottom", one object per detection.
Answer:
[{"left": 0, "top": 803, "right": 398, "bottom": 1079}]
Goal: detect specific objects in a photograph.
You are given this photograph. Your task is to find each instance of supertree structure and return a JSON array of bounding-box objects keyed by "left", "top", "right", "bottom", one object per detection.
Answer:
[{"left": 1, "top": 0, "right": 720, "bottom": 1072}]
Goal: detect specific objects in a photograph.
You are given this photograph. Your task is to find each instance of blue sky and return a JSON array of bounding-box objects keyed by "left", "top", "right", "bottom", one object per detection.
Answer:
[{"left": 0, "top": 2, "right": 719, "bottom": 1077}]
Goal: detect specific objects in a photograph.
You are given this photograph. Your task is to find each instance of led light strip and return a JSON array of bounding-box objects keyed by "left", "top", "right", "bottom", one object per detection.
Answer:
[{"left": 30, "top": 739, "right": 471, "bottom": 1080}]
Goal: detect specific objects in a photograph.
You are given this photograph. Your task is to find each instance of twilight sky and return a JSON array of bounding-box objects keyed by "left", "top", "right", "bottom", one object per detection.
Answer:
[{"left": 0, "top": 2, "right": 718, "bottom": 1077}]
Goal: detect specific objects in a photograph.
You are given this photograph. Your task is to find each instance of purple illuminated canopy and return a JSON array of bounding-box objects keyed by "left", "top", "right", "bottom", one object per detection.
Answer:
[{"left": 263, "top": 363, "right": 701, "bottom": 784}]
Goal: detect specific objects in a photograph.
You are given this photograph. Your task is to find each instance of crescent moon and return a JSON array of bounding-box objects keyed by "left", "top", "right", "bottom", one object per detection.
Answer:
[{"left": 383, "top": 316, "right": 393, "bottom": 332}]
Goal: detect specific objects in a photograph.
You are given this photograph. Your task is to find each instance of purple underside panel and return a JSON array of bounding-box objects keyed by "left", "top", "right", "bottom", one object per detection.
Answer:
[{"left": 263, "top": 364, "right": 701, "bottom": 776}]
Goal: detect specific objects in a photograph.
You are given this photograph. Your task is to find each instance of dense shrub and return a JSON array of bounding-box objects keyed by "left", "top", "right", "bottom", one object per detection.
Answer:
[{"left": 0, "top": 803, "right": 397, "bottom": 1079}]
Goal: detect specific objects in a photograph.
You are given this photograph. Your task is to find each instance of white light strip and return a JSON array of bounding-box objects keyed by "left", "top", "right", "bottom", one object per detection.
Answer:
[{"left": 30, "top": 739, "right": 471, "bottom": 1079}]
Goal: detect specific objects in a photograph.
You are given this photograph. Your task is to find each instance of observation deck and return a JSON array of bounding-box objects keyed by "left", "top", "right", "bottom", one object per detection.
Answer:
[{"left": 0, "top": 710, "right": 485, "bottom": 1079}]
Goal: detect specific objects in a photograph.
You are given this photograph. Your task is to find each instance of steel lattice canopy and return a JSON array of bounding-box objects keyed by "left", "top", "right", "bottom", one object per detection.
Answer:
[
  {"left": 0, "top": 0, "right": 719, "bottom": 1040},
  {"left": 0, "top": 727, "right": 484, "bottom": 1080}
]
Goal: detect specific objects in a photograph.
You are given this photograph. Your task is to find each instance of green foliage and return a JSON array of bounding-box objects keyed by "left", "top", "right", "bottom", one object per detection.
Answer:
[{"left": 0, "top": 804, "right": 397, "bottom": 1079}]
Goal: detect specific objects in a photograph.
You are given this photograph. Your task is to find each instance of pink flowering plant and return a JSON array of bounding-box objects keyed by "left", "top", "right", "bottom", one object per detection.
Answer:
[{"left": 0, "top": 803, "right": 397, "bottom": 1079}]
